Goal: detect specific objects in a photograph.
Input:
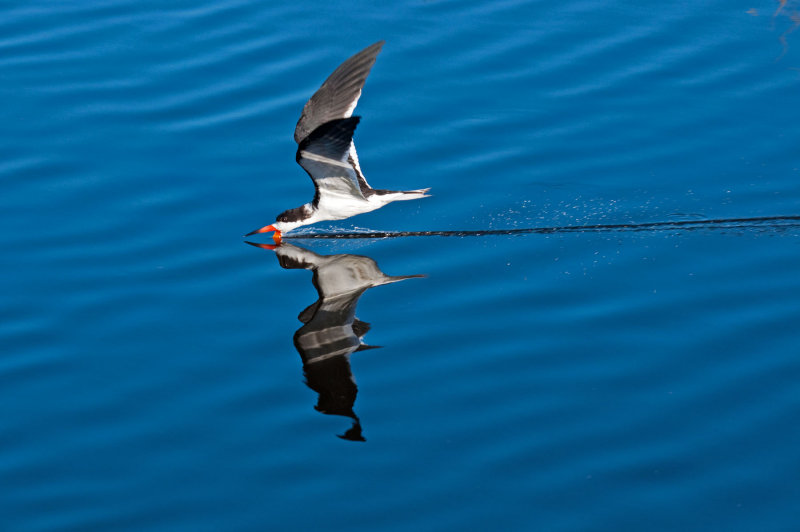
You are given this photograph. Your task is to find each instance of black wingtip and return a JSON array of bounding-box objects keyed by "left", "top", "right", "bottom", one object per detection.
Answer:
[
  {"left": 350, "top": 40, "right": 385, "bottom": 62},
  {"left": 367, "top": 40, "right": 385, "bottom": 51}
]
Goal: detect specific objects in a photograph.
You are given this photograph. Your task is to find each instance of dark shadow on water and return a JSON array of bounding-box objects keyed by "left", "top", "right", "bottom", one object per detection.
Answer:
[
  {"left": 247, "top": 241, "right": 423, "bottom": 442},
  {"left": 282, "top": 215, "right": 800, "bottom": 240}
]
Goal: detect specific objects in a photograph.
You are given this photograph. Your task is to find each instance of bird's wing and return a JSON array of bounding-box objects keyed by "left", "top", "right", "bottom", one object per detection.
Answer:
[
  {"left": 293, "top": 41, "right": 384, "bottom": 144},
  {"left": 296, "top": 117, "right": 365, "bottom": 204}
]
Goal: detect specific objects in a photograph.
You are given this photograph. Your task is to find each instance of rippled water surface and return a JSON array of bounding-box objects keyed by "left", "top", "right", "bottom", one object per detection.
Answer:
[{"left": 3, "top": 1, "right": 800, "bottom": 531}]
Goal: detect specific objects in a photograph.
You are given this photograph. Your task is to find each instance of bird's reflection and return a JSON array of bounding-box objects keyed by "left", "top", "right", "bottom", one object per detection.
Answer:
[{"left": 249, "top": 241, "right": 423, "bottom": 441}]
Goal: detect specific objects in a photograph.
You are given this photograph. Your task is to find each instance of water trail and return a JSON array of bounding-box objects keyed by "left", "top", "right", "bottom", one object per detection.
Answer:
[{"left": 283, "top": 215, "right": 800, "bottom": 240}]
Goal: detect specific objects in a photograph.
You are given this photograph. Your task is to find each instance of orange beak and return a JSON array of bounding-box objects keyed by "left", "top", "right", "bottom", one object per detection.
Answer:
[{"left": 245, "top": 224, "right": 277, "bottom": 237}]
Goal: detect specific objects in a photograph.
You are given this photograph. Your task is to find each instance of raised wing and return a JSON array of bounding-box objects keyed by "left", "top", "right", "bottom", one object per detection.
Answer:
[
  {"left": 296, "top": 117, "right": 364, "bottom": 204},
  {"left": 293, "top": 41, "right": 385, "bottom": 144}
]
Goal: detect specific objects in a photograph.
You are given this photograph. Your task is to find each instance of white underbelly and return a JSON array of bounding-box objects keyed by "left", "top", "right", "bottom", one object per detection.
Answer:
[{"left": 315, "top": 195, "right": 379, "bottom": 220}]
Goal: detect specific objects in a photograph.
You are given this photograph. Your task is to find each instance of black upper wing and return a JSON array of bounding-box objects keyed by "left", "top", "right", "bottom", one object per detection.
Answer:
[{"left": 293, "top": 41, "right": 384, "bottom": 144}]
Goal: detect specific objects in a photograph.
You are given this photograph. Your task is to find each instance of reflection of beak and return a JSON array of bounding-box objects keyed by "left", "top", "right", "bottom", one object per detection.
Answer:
[
  {"left": 245, "top": 224, "right": 276, "bottom": 237},
  {"left": 245, "top": 241, "right": 277, "bottom": 251}
]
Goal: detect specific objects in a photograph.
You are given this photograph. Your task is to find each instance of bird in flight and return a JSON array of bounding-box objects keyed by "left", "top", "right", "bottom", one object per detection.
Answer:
[{"left": 246, "top": 41, "right": 430, "bottom": 243}]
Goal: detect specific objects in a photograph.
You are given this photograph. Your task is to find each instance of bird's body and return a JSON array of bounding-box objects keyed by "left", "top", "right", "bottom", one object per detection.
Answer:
[{"left": 246, "top": 41, "right": 429, "bottom": 240}]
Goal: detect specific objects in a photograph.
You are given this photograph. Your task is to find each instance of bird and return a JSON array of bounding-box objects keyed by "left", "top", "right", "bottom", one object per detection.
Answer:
[{"left": 245, "top": 41, "right": 430, "bottom": 243}]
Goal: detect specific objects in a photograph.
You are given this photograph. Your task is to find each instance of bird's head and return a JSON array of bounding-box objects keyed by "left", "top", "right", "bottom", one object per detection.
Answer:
[{"left": 245, "top": 205, "right": 311, "bottom": 240}]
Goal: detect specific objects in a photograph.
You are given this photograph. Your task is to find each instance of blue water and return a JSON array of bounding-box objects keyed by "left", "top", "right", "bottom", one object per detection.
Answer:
[{"left": 2, "top": 1, "right": 800, "bottom": 530}]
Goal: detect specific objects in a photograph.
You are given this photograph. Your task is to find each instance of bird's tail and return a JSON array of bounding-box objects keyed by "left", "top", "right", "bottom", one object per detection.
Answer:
[
  {"left": 375, "top": 187, "right": 431, "bottom": 201},
  {"left": 381, "top": 274, "right": 426, "bottom": 285}
]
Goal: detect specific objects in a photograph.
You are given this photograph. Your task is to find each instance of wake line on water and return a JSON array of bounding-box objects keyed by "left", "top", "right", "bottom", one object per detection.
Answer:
[{"left": 284, "top": 215, "right": 800, "bottom": 239}]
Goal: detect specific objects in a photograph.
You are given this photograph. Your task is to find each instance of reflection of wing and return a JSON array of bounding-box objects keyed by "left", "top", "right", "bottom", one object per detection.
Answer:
[
  {"left": 297, "top": 298, "right": 367, "bottom": 441},
  {"left": 294, "top": 289, "right": 367, "bottom": 363},
  {"left": 301, "top": 350, "right": 365, "bottom": 442},
  {"left": 293, "top": 41, "right": 384, "bottom": 144},
  {"left": 296, "top": 117, "right": 364, "bottom": 208}
]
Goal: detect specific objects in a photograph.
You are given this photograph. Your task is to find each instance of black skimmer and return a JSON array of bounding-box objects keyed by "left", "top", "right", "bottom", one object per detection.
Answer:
[
  {"left": 248, "top": 240, "right": 423, "bottom": 441},
  {"left": 246, "top": 41, "right": 430, "bottom": 243}
]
